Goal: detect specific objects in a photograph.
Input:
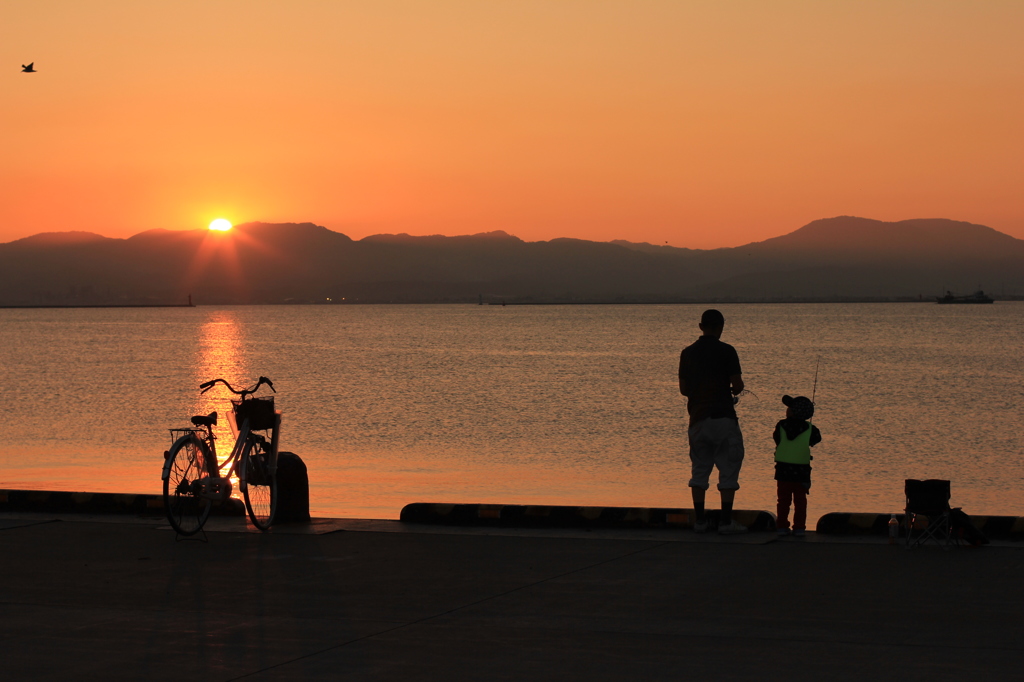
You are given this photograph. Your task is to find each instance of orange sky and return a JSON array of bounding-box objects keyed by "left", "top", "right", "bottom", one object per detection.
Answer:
[{"left": 3, "top": 1, "right": 1023, "bottom": 248}]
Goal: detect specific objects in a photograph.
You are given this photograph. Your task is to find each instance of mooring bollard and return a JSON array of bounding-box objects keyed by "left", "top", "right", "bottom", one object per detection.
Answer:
[{"left": 275, "top": 451, "right": 310, "bottom": 523}]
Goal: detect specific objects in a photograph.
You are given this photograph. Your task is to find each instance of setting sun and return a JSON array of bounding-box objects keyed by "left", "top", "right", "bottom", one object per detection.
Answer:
[{"left": 209, "top": 218, "right": 232, "bottom": 232}]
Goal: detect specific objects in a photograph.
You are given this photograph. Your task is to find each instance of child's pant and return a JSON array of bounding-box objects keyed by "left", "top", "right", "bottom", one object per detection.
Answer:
[{"left": 776, "top": 481, "right": 808, "bottom": 531}]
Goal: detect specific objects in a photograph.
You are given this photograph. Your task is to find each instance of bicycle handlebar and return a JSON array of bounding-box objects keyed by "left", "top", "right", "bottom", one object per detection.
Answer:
[{"left": 199, "top": 376, "right": 276, "bottom": 397}]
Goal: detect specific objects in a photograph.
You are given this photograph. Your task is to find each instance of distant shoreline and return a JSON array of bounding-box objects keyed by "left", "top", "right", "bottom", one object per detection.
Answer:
[
  {"left": 0, "top": 303, "right": 195, "bottom": 309},
  {"left": 1, "top": 298, "right": 1021, "bottom": 308}
]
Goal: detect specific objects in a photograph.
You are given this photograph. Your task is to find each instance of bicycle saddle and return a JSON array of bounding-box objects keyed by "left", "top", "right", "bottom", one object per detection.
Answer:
[{"left": 190, "top": 412, "right": 218, "bottom": 427}]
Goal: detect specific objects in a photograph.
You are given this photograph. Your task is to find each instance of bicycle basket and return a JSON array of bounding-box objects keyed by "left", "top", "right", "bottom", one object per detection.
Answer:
[{"left": 232, "top": 397, "right": 276, "bottom": 431}]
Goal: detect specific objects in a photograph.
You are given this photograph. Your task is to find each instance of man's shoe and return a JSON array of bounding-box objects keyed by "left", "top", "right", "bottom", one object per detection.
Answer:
[
  {"left": 693, "top": 519, "right": 709, "bottom": 534},
  {"left": 718, "top": 520, "right": 749, "bottom": 535},
  {"left": 792, "top": 529, "right": 806, "bottom": 537},
  {"left": 776, "top": 528, "right": 791, "bottom": 537}
]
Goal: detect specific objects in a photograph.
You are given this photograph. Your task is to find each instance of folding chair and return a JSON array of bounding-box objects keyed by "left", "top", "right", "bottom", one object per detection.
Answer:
[{"left": 904, "top": 479, "right": 957, "bottom": 548}]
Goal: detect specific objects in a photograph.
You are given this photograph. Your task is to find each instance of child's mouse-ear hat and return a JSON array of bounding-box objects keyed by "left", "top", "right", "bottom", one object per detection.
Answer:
[{"left": 782, "top": 394, "right": 815, "bottom": 420}]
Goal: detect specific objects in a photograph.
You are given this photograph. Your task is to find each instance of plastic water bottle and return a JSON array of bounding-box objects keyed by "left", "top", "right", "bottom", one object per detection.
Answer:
[{"left": 888, "top": 514, "right": 899, "bottom": 544}]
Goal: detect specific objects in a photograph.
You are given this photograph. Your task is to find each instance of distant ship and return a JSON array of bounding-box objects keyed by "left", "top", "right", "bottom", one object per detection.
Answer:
[{"left": 936, "top": 290, "right": 994, "bottom": 304}]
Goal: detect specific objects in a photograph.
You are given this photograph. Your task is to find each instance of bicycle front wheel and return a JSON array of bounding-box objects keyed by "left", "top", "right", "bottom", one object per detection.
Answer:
[
  {"left": 163, "top": 433, "right": 214, "bottom": 535},
  {"left": 242, "top": 439, "right": 277, "bottom": 530}
]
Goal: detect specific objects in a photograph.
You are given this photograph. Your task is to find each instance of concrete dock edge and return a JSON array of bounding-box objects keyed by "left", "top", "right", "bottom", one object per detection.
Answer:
[
  {"left": 0, "top": 489, "right": 245, "bottom": 516},
  {"left": 400, "top": 502, "right": 776, "bottom": 531},
  {"left": 816, "top": 511, "right": 1024, "bottom": 540}
]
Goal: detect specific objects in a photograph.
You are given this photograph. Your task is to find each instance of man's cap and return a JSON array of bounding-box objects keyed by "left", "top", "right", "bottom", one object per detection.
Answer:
[
  {"left": 700, "top": 309, "right": 725, "bottom": 327},
  {"left": 782, "top": 394, "right": 814, "bottom": 419}
]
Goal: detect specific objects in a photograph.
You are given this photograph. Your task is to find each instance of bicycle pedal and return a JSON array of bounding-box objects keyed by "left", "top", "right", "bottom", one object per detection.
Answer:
[{"left": 198, "top": 476, "right": 233, "bottom": 501}]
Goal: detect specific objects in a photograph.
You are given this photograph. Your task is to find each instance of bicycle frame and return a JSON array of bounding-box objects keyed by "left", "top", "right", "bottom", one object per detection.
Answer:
[
  {"left": 226, "top": 408, "right": 282, "bottom": 480},
  {"left": 161, "top": 413, "right": 279, "bottom": 499},
  {"left": 220, "top": 417, "right": 280, "bottom": 487}
]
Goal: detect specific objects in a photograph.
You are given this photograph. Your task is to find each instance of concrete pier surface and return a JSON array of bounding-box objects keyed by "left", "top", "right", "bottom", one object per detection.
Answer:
[{"left": 2, "top": 514, "right": 1023, "bottom": 681}]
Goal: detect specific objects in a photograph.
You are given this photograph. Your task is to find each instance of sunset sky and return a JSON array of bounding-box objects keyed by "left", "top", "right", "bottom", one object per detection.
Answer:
[{"left": 3, "top": 1, "right": 1022, "bottom": 248}]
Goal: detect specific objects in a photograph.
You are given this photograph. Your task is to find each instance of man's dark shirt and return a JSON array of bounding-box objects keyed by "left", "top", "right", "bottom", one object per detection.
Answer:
[{"left": 678, "top": 336, "right": 742, "bottom": 424}]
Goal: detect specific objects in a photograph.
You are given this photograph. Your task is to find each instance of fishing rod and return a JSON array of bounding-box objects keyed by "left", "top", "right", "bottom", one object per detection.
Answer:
[
  {"left": 811, "top": 356, "right": 821, "bottom": 405},
  {"left": 807, "top": 356, "right": 822, "bottom": 427}
]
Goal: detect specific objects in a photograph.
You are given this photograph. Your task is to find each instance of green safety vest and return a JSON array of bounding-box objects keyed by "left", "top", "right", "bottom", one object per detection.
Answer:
[{"left": 775, "top": 424, "right": 812, "bottom": 465}]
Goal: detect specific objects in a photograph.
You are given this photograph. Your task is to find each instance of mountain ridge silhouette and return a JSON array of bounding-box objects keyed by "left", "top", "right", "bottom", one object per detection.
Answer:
[{"left": 2, "top": 217, "right": 1022, "bottom": 304}]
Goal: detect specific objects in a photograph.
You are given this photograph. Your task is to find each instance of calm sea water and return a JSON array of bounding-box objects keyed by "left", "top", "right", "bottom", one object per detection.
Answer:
[{"left": 1, "top": 303, "right": 1021, "bottom": 519}]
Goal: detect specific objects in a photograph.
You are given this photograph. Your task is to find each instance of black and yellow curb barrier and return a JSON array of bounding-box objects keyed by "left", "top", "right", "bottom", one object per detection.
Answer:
[
  {"left": 816, "top": 512, "right": 1024, "bottom": 540},
  {"left": 0, "top": 489, "right": 245, "bottom": 516},
  {"left": 400, "top": 503, "right": 776, "bottom": 531}
]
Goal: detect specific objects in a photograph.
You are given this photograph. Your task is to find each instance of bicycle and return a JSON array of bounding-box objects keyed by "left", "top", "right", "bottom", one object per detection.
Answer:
[{"left": 161, "top": 376, "right": 281, "bottom": 536}]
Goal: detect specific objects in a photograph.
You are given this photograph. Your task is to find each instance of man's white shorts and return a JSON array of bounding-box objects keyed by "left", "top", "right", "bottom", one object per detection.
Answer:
[{"left": 687, "top": 417, "right": 745, "bottom": 491}]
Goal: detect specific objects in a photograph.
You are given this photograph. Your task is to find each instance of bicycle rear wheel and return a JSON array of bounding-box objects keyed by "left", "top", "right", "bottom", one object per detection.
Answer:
[
  {"left": 242, "top": 438, "right": 277, "bottom": 530},
  {"left": 163, "top": 434, "right": 214, "bottom": 535}
]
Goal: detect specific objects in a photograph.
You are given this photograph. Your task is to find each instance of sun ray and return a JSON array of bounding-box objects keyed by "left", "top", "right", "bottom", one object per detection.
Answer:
[{"left": 180, "top": 220, "right": 293, "bottom": 302}]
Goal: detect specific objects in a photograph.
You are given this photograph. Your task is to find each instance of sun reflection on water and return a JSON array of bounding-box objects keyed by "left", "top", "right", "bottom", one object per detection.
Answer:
[{"left": 192, "top": 310, "right": 249, "bottom": 498}]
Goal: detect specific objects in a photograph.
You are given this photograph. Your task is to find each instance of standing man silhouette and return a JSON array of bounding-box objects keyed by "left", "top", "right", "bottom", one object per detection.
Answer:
[{"left": 678, "top": 309, "right": 747, "bottom": 534}]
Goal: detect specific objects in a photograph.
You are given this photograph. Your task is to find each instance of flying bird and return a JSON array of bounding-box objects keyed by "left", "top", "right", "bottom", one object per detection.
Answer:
[{"left": 22, "top": 63, "right": 36, "bottom": 72}]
